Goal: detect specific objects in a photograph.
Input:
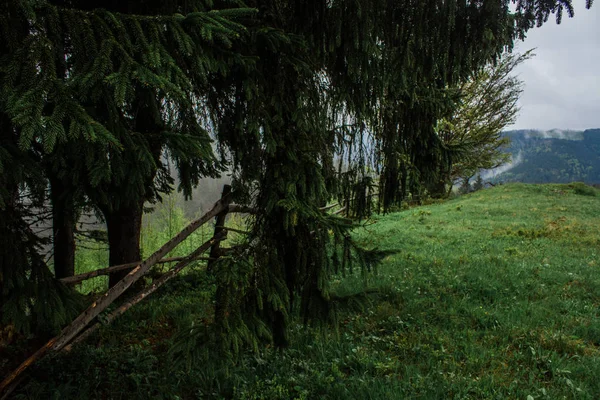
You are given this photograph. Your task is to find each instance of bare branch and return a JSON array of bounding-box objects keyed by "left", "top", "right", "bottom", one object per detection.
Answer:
[
  {"left": 59, "top": 255, "right": 214, "bottom": 285},
  {"left": 62, "top": 232, "right": 226, "bottom": 351}
]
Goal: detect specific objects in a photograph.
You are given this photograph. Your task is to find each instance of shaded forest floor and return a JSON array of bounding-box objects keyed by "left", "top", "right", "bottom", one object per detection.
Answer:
[{"left": 7, "top": 183, "right": 600, "bottom": 399}]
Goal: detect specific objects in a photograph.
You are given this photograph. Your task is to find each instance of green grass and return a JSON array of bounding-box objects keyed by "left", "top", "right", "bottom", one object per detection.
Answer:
[{"left": 14, "top": 183, "right": 600, "bottom": 399}]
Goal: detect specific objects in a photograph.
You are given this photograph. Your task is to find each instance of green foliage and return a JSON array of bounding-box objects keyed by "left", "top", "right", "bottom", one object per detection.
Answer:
[
  {"left": 339, "top": 172, "right": 378, "bottom": 220},
  {"left": 0, "top": 0, "right": 253, "bottom": 334},
  {"left": 0, "top": 207, "right": 84, "bottom": 335},
  {"left": 459, "top": 177, "right": 472, "bottom": 195},
  {"left": 437, "top": 51, "right": 533, "bottom": 190},
  {"left": 0, "top": 170, "right": 83, "bottom": 334},
  {"left": 570, "top": 182, "right": 599, "bottom": 197},
  {"left": 212, "top": 0, "right": 551, "bottom": 346},
  {"left": 472, "top": 174, "right": 484, "bottom": 191}
]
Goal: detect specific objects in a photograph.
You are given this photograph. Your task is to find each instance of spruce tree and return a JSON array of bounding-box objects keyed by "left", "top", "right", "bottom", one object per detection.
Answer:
[
  {"left": 202, "top": 0, "right": 568, "bottom": 350},
  {"left": 0, "top": 0, "right": 85, "bottom": 332},
  {"left": 171, "top": 0, "right": 595, "bottom": 354},
  {"left": 36, "top": 0, "right": 250, "bottom": 286},
  {"left": 0, "top": 0, "right": 253, "bottom": 330},
  {"left": 473, "top": 174, "right": 484, "bottom": 191}
]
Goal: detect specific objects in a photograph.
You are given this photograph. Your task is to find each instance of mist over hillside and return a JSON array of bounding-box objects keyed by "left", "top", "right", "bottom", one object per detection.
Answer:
[{"left": 485, "top": 128, "right": 600, "bottom": 184}]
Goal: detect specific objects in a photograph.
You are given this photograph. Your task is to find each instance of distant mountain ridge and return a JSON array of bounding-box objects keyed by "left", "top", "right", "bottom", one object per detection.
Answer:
[{"left": 485, "top": 128, "right": 600, "bottom": 184}]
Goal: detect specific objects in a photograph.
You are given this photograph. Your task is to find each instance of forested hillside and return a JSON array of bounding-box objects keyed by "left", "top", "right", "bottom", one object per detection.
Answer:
[{"left": 492, "top": 129, "right": 600, "bottom": 184}]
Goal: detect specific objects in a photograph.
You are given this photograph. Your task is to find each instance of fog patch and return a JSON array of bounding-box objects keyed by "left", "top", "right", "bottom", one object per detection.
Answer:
[
  {"left": 481, "top": 151, "right": 523, "bottom": 180},
  {"left": 523, "top": 129, "right": 584, "bottom": 140}
]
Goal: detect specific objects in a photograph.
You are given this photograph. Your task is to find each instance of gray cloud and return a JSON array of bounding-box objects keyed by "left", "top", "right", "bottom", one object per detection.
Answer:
[{"left": 508, "top": 0, "right": 600, "bottom": 131}]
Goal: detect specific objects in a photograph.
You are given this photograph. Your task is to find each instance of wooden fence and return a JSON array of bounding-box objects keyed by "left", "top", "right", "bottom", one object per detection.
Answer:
[{"left": 0, "top": 185, "right": 350, "bottom": 397}]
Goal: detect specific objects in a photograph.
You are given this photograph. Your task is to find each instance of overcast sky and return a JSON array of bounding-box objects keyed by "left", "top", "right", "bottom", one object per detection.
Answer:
[{"left": 508, "top": 0, "right": 599, "bottom": 131}]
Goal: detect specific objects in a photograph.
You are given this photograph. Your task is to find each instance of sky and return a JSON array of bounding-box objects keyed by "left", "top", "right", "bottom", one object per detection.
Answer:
[{"left": 508, "top": 0, "right": 600, "bottom": 131}]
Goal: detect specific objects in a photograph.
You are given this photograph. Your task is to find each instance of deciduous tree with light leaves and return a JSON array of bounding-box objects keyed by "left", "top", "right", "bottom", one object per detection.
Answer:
[{"left": 436, "top": 50, "right": 535, "bottom": 194}]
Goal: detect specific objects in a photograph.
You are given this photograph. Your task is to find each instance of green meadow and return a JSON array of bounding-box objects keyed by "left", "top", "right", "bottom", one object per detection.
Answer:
[{"left": 13, "top": 183, "right": 600, "bottom": 399}]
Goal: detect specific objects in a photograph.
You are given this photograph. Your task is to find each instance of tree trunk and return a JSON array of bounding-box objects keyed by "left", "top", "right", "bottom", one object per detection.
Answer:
[
  {"left": 103, "top": 203, "right": 143, "bottom": 287},
  {"left": 0, "top": 113, "right": 26, "bottom": 313},
  {"left": 272, "top": 310, "right": 289, "bottom": 348},
  {"left": 59, "top": 254, "right": 212, "bottom": 285},
  {"left": 207, "top": 184, "right": 231, "bottom": 271},
  {"left": 428, "top": 179, "right": 447, "bottom": 199},
  {"left": 49, "top": 177, "right": 76, "bottom": 279}
]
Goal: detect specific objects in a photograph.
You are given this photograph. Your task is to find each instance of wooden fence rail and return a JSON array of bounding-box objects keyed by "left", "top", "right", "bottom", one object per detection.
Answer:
[
  {"left": 0, "top": 190, "right": 232, "bottom": 396},
  {"left": 59, "top": 201, "right": 256, "bottom": 286},
  {"left": 59, "top": 255, "right": 214, "bottom": 285},
  {"left": 63, "top": 232, "right": 227, "bottom": 352}
]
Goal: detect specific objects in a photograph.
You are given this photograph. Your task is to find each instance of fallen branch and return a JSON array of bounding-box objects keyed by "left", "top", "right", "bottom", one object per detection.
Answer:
[
  {"left": 332, "top": 206, "right": 347, "bottom": 215},
  {"left": 319, "top": 202, "right": 339, "bottom": 211},
  {"left": 0, "top": 376, "right": 24, "bottom": 400},
  {"left": 228, "top": 204, "right": 257, "bottom": 214},
  {"left": 0, "top": 337, "right": 57, "bottom": 399},
  {"left": 217, "top": 226, "right": 250, "bottom": 235},
  {"left": 59, "top": 255, "right": 213, "bottom": 285},
  {"left": 63, "top": 232, "right": 226, "bottom": 351},
  {"left": 0, "top": 196, "right": 229, "bottom": 395}
]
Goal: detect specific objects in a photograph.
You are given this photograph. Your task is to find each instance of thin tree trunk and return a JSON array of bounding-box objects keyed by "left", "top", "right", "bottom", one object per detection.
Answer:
[
  {"left": 48, "top": 22, "right": 77, "bottom": 279},
  {"left": 103, "top": 203, "right": 143, "bottom": 288},
  {"left": 400, "top": 161, "right": 408, "bottom": 203},
  {"left": 49, "top": 177, "right": 76, "bottom": 279},
  {"left": 207, "top": 184, "right": 231, "bottom": 271}
]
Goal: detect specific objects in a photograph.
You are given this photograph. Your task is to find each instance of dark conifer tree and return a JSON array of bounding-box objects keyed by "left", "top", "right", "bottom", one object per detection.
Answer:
[
  {"left": 0, "top": 0, "right": 251, "bottom": 330},
  {"left": 207, "top": 0, "right": 594, "bottom": 351}
]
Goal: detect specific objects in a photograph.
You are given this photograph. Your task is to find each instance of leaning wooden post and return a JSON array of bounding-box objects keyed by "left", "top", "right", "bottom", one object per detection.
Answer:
[
  {"left": 63, "top": 232, "right": 227, "bottom": 351},
  {"left": 207, "top": 184, "right": 231, "bottom": 271},
  {"left": 0, "top": 198, "right": 228, "bottom": 396}
]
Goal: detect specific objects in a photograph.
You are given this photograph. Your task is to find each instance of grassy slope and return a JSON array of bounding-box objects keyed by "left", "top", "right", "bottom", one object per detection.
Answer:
[
  {"left": 14, "top": 183, "right": 600, "bottom": 399},
  {"left": 343, "top": 182, "right": 600, "bottom": 398}
]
